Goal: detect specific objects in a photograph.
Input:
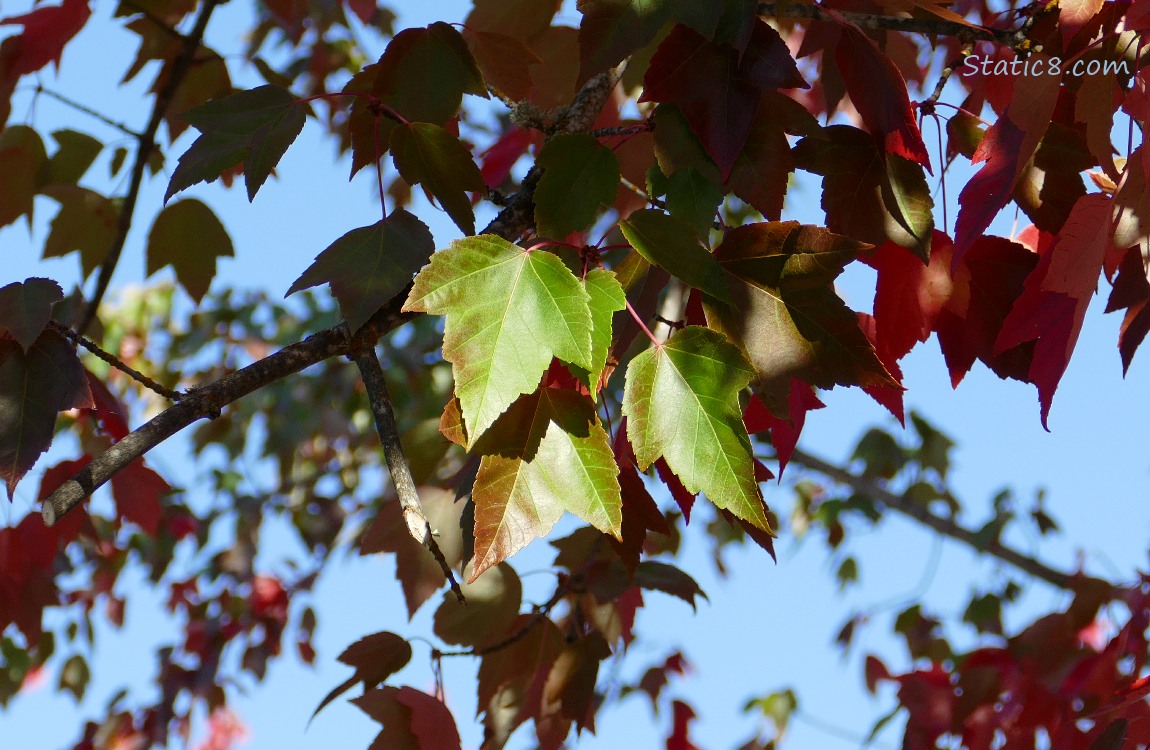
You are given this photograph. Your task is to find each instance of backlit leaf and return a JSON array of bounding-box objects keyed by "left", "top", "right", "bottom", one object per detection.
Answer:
[
  {"left": 579, "top": 268, "right": 627, "bottom": 395},
  {"left": 45, "top": 129, "right": 101, "bottom": 185},
  {"left": 145, "top": 199, "right": 234, "bottom": 303},
  {"left": 534, "top": 133, "right": 620, "bottom": 240},
  {"left": 463, "top": 29, "right": 541, "bottom": 101},
  {"left": 166, "top": 85, "right": 307, "bottom": 202},
  {"left": 0, "top": 0, "right": 90, "bottom": 76},
  {"left": 288, "top": 210, "right": 433, "bottom": 331},
  {"left": 353, "top": 686, "right": 462, "bottom": 750},
  {"left": 0, "top": 278, "right": 63, "bottom": 352},
  {"left": 434, "top": 562, "right": 521, "bottom": 645},
  {"left": 0, "top": 126, "right": 47, "bottom": 228},
  {"left": 619, "top": 209, "right": 731, "bottom": 302},
  {"left": 41, "top": 185, "right": 119, "bottom": 279},
  {"left": 622, "top": 326, "right": 769, "bottom": 530},
  {"left": 0, "top": 331, "right": 93, "bottom": 497},
  {"left": 703, "top": 222, "right": 896, "bottom": 410},
  {"left": 404, "top": 236, "right": 592, "bottom": 445},
  {"left": 390, "top": 123, "right": 484, "bottom": 236},
  {"left": 469, "top": 387, "right": 622, "bottom": 579},
  {"left": 466, "top": 0, "right": 560, "bottom": 40},
  {"left": 110, "top": 458, "right": 169, "bottom": 535}
]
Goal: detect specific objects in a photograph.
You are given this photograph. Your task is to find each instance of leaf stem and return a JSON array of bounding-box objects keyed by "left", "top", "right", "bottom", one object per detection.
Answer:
[{"left": 625, "top": 298, "right": 660, "bottom": 346}]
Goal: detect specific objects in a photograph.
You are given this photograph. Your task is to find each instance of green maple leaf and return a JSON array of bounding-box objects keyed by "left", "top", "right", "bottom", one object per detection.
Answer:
[
  {"left": 165, "top": 85, "right": 307, "bottom": 202},
  {"left": 469, "top": 387, "right": 622, "bottom": 580},
  {"left": 703, "top": 221, "right": 898, "bottom": 412},
  {"left": 576, "top": 268, "right": 626, "bottom": 396},
  {"left": 619, "top": 209, "right": 731, "bottom": 302},
  {"left": 534, "top": 133, "right": 620, "bottom": 240},
  {"left": 41, "top": 185, "right": 119, "bottom": 278},
  {"left": 390, "top": 123, "right": 485, "bottom": 236},
  {"left": 287, "top": 210, "right": 433, "bottom": 331},
  {"left": 403, "top": 236, "right": 592, "bottom": 446},
  {"left": 622, "top": 325, "right": 769, "bottom": 530},
  {"left": 146, "top": 199, "right": 234, "bottom": 303},
  {"left": 0, "top": 126, "right": 46, "bottom": 230}
]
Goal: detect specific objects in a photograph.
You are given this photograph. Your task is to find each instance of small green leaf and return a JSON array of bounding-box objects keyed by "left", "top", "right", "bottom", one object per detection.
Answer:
[
  {"left": 45, "top": 129, "right": 102, "bottom": 185},
  {"left": 166, "top": 85, "right": 307, "bottom": 202},
  {"left": 41, "top": 185, "right": 119, "bottom": 279},
  {"left": 0, "top": 126, "right": 47, "bottom": 229},
  {"left": 534, "top": 133, "right": 620, "bottom": 239},
  {"left": 578, "top": 269, "right": 626, "bottom": 396},
  {"left": 58, "top": 654, "right": 89, "bottom": 701},
  {"left": 622, "top": 326, "right": 769, "bottom": 530},
  {"left": 662, "top": 167, "right": 723, "bottom": 238},
  {"left": 0, "top": 278, "right": 63, "bottom": 351},
  {"left": 288, "top": 210, "right": 434, "bottom": 331},
  {"left": 145, "top": 199, "right": 234, "bottom": 303},
  {"left": 390, "top": 122, "right": 484, "bottom": 236},
  {"left": 619, "top": 209, "right": 731, "bottom": 302},
  {"left": 404, "top": 236, "right": 592, "bottom": 446}
]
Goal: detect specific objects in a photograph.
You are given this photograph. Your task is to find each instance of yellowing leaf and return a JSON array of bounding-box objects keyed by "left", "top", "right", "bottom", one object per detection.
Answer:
[
  {"left": 619, "top": 209, "right": 731, "bottom": 302},
  {"left": 390, "top": 123, "right": 484, "bottom": 236},
  {"left": 41, "top": 185, "right": 119, "bottom": 279},
  {"left": 534, "top": 133, "right": 620, "bottom": 240},
  {"left": 146, "top": 199, "right": 234, "bottom": 303},
  {"left": 621, "top": 326, "right": 769, "bottom": 530},
  {"left": 165, "top": 85, "right": 307, "bottom": 202},
  {"left": 287, "top": 210, "right": 433, "bottom": 331},
  {"left": 469, "top": 387, "right": 623, "bottom": 580},
  {"left": 404, "top": 236, "right": 592, "bottom": 446}
]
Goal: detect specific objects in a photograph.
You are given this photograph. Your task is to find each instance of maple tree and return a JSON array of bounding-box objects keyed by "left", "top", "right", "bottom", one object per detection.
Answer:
[{"left": 2, "top": 0, "right": 1150, "bottom": 748}]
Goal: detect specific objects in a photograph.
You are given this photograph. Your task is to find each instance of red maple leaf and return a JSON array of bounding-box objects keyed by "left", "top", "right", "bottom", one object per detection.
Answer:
[
  {"left": 742, "top": 380, "right": 824, "bottom": 475},
  {"left": 1105, "top": 246, "right": 1150, "bottom": 374},
  {"left": 110, "top": 458, "right": 170, "bottom": 535},
  {"left": 866, "top": 232, "right": 954, "bottom": 361},
  {"left": 0, "top": 0, "right": 91, "bottom": 77}
]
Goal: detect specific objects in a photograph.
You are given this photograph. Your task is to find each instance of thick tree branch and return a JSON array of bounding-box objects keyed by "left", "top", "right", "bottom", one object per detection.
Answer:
[
  {"left": 788, "top": 446, "right": 1084, "bottom": 591},
  {"left": 78, "top": 0, "right": 222, "bottom": 336},
  {"left": 757, "top": 2, "right": 1023, "bottom": 46},
  {"left": 350, "top": 345, "right": 464, "bottom": 603}
]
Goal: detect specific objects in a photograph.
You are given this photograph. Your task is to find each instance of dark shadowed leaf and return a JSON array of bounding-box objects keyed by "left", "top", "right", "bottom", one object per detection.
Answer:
[
  {"left": 390, "top": 123, "right": 485, "bottom": 236},
  {"left": 313, "top": 631, "right": 413, "bottom": 722},
  {"left": 41, "top": 185, "right": 119, "bottom": 279},
  {"left": 434, "top": 562, "right": 521, "bottom": 645},
  {"left": 619, "top": 209, "right": 731, "bottom": 302},
  {"left": 288, "top": 210, "right": 433, "bottom": 331},
  {"left": 633, "top": 561, "right": 707, "bottom": 610},
  {"left": 534, "top": 133, "right": 620, "bottom": 239},
  {"left": 0, "top": 278, "right": 63, "bottom": 351},
  {"left": 146, "top": 199, "right": 234, "bottom": 303},
  {"left": 110, "top": 459, "right": 169, "bottom": 535}
]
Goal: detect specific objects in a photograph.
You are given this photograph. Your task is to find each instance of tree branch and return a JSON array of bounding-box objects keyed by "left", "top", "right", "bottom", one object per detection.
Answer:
[
  {"left": 349, "top": 344, "right": 464, "bottom": 603},
  {"left": 756, "top": 2, "right": 1023, "bottom": 46},
  {"left": 787, "top": 446, "right": 1085, "bottom": 591},
  {"left": 77, "top": 0, "right": 222, "bottom": 336}
]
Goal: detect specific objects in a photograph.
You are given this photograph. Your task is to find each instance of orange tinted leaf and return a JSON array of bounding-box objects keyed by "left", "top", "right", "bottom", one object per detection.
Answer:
[{"left": 463, "top": 29, "right": 541, "bottom": 100}]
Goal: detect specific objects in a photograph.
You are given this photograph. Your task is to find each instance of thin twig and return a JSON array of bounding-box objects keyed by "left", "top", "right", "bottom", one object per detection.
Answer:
[
  {"left": 788, "top": 446, "right": 1087, "bottom": 591},
  {"left": 34, "top": 86, "right": 142, "bottom": 138},
  {"left": 49, "top": 320, "right": 183, "bottom": 401},
  {"left": 78, "top": 0, "right": 222, "bottom": 336},
  {"left": 349, "top": 344, "right": 464, "bottom": 603}
]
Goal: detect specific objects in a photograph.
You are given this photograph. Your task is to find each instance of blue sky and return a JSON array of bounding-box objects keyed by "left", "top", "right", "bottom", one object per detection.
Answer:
[{"left": 2, "top": 1, "right": 1150, "bottom": 749}]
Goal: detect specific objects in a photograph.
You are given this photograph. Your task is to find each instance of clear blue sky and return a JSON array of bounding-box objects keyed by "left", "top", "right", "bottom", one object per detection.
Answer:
[{"left": 2, "top": 2, "right": 1149, "bottom": 749}]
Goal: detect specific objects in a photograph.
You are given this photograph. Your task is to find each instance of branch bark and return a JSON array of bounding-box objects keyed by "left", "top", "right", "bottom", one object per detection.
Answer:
[
  {"left": 78, "top": 0, "right": 222, "bottom": 336},
  {"left": 787, "top": 446, "right": 1086, "bottom": 591}
]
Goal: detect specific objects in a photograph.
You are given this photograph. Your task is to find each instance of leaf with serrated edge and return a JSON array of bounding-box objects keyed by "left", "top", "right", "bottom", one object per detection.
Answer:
[
  {"left": 619, "top": 209, "right": 731, "bottom": 302},
  {"left": 146, "top": 199, "right": 234, "bottom": 303},
  {"left": 165, "top": 85, "right": 306, "bottom": 202},
  {"left": 288, "top": 210, "right": 433, "bottom": 331},
  {"left": 622, "top": 326, "right": 769, "bottom": 530},
  {"left": 469, "top": 387, "right": 622, "bottom": 580},
  {"left": 0, "top": 278, "right": 63, "bottom": 351},
  {"left": 404, "top": 236, "right": 592, "bottom": 446},
  {"left": 390, "top": 123, "right": 484, "bottom": 236},
  {"left": 579, "top": 269, "right": 627, "bottom": 395},
  {"left": 534, "top": 133, "right": 620, "bottom": 239}
]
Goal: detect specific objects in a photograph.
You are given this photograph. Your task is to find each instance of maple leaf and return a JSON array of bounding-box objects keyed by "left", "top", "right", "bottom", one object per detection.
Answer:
[
  {"left": 466, "top": 0, "right": 560, "bottom": 40},
  {"left": 647, "top": 164, "right": 723, "bottom": 238},
  {"left": 866, "top": 232, "right": 954, "bottom": 361},
  {"left": 0, "top": 331, "right": 93, "bottom": 497},
  {"left": 463, "top": 29, "right": 542, "bottom": 101},
  {"left": 0, "top": 278, "right": 63, "bottom": 352},
  {"left": 1059, "top": 0, "right": 1105, "bottom": 44},
  {"left": 314, "top": 631, "right": 413, "bottom": 722},
  {"left": 622, "top": 325, "right": 770, "bottom": 531},
  {"left": 618, "top": 209, "right": 731, "bottom": 302},
  {"left": 575, "top": 0, "right": 723, "bottom": 85},
  {"left": 1105, "top": 247, "right": 1150, "bottom": 374},
  {"left": 390, "top": 122, "right": 485, "bottom": 236},
  {"left": 743, "top": 381, "right": 825, "bottom": 475},
  {"left": 477, "top": 616, "right": 564, "bottom": 745},
  {"left": 469, "top": 387, "right": 622, "bottom": 580},
  {"left": 577, "top": 269, "right": 627, "bottom": 396},
  {"left": 834, "top": 21, "right": 930, "bottom": 170},
  {"left": 633, "top": 561, "right": 708, "bottom": 610},
  {"left": 702, "top": 221, "right": 897, "bottom": 412},
  {"left": 344, "top": 22, "right": 488, "bottom": 175},
  {"left": 725, "top": 91, "right": 817, "bottom": 221},
  {"left": 352, "top": 686, "right": 462, "bottom": 750},
  {"left": 667, "top": 700, "right": 701, "bottom": 750},
  {"left": 287, "top": 210, "right": 434, "bottom": 332},
  {"left": 145, "top": 199, "right": 234, "bottom": 303},
  {"left": 534, "top": 133, "right": 620, "bottom": 239},
  {"left": 166, "top": 85, "right": 308, "bottom": 202},
  {"left": 1040, "top": 193, "right": 1113, "bottom": 299},
  {"left": 41, "top": 185, "right": 119, "bottom": 279},
  {"left": 110, "top": 458, "right": 169, "bottom": 535},
  {"left": 793, "top": 125, "right": 933, "bottom": 260},
  {"left": 640, "top": 21, "right": 807, "bottom": 178},
  {"left": 0, "top": 0, "right": 90, "bottom": 77},
  {"left": 45, "top": 129, "right": 102, "bottom": 186},
  {"left": 434, "top": 562, "right": 522, "bottom": 644},
  {"left": 404, "top": 236, "right": 593, "bottom": 446},
  {"left": 0, "top": 126, "right": 46, "bottom": 229}
]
